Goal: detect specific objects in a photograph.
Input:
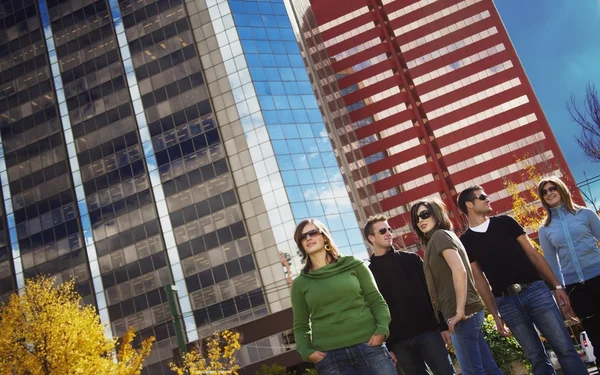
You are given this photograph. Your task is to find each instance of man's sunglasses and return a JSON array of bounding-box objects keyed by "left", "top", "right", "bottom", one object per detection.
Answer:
[
  {"left": 416, "top": 210, "right": 432, "bottom": 221},
  {"left": 299, "top": 228, "right": 322, "bottom": 241},
  {"left": 542, "top": 186, "right": 558, "bottom": 196},
  {"left": 377, "top": 227, "right": 393, "bottom": 235},
  {"left": 471, "top": 193, "right": 489, "bottom": 201}
]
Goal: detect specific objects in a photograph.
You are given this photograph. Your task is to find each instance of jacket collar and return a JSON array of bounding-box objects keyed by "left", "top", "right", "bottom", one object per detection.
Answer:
[
  {"left": 549, "top": 204, "right": 567, "bottom": 214},
  {"left": 369, "top": 247, "right": 394, "bottom": 262},
  {"left": 424, "top": 227, "right": 437, "bottom": 240}
]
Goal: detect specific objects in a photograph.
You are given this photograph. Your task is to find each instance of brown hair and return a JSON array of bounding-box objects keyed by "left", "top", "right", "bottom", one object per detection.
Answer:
[
  {"left": 457, "top": 185, "right": 484, "bottom": 215},
  {"left": 363, "top": 214, "right": 388, "bottom": 245},
  {"left": 294, "top": 219, "right": 341, "bottom": 273},
  {"left": 537, "top": 176, "right": 582, "bottom": 227},
  {"left": 410, "top": 198, "right": 453, "bottom": 245}
]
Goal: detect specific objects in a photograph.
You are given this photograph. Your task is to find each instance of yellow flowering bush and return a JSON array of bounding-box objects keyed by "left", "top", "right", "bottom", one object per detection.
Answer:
[
  {"left": 504, "top": 156, "right": 550, "bottom": 253},
  {"left": 170, "top": 330, "right": 241, "bottom": 375}
]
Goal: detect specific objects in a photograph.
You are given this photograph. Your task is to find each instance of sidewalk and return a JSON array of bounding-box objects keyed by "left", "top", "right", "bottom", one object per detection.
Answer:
[
  {"left": 589, "top": 366, "right": 598, "bottom": 374},
  {"left": 556, "top": 366, "right": 598, "bottom": 375}
]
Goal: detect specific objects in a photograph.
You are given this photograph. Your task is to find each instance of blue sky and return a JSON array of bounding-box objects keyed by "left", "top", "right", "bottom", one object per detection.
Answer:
[{"left": 494, "top": 0, "right": 600, "bottom": 205}]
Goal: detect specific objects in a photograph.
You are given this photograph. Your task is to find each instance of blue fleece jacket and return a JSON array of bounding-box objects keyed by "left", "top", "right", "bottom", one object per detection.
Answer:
[{"left": 538, "top": 205, "right": 600, "bottom": 285}]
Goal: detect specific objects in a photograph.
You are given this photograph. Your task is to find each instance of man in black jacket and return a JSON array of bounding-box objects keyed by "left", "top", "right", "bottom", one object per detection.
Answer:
[{"left": 365, "top": 215, "right": 455, "bottom": 375}]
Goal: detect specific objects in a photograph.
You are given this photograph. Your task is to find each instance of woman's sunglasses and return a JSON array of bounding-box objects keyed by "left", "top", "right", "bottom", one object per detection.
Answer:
[
  {"left": 299, "top": 228, "right": 322, "bottom": 241},
  {"left": 542, "top": 186, "right": 558, "bottom": 196},
  {"left": 416, "top": 210, "right": 432, "bottom": 221}
]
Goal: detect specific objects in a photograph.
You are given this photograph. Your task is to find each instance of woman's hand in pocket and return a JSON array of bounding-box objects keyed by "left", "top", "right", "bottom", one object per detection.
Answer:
[
  {"left": 308, "top": 351, "right": 326, "bottom": 364},
  {"left": 367, "top": 334, "right": 385, "bottom": 346},
  {"left": 446, "top": 312, "right": 465, "bottom": 334}
]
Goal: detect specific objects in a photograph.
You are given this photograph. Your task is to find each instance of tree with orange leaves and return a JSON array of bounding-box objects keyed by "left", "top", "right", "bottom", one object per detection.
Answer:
[{"left": 503, "top": 155, "right": 554, "bottom": 252}]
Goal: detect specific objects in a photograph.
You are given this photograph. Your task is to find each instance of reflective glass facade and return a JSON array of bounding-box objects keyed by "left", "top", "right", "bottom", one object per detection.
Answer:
[
  {"left": 227, "top": 0, "right": 366, "bottom": 261},
  {"left": 40, "top": 0, "right": 180, "bottom": 370},
  {"left": 0, "top": 0, "right": 377, "bottom": 372},
  {"left": 0, "top": 181, "right": 16, "bottom": 303},
  {"left": 118, "top": 0, "right": 267, "bottom": 351},
  {"left": 0, "top": 0, "right": 94, "bottom": 305},
  {"left": 0, "top": 0, "right": 276, "bottom": 373},
  {"left": 185, "top": 0, "right": 369, "bottom": 369}
]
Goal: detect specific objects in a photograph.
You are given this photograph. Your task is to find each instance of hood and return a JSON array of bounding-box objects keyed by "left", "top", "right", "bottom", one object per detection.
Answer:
[{"left": 302, "top": 256, "right": 364, "bottom": 279}]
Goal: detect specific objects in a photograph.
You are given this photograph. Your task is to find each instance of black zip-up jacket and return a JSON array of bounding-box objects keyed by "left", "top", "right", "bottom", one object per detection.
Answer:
[{"left": 369, "top": 249, "right": 447, "bottom": 349}]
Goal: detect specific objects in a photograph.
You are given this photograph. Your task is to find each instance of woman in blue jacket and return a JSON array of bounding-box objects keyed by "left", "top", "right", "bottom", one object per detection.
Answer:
[{"left": 538, "top": 176, "right": 600, "bottom": 363}]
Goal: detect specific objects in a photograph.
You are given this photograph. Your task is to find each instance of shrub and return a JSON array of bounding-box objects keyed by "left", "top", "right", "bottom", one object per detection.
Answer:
[
  {"left": 255, "top": 363, "right": 295, "bottom": 375},
  {"left": 482, "top": 314, "right": 531, "bottom": 374}
]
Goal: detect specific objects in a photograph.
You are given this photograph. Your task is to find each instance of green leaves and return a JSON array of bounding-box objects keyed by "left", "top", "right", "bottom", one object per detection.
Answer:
[{"left": 482, "top": 314, "right": 531, "bottom": 374}]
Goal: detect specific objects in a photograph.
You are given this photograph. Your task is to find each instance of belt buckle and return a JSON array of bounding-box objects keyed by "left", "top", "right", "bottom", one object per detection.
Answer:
[{"left": 507, "top": 283, "right": 522, "bottom": 295}]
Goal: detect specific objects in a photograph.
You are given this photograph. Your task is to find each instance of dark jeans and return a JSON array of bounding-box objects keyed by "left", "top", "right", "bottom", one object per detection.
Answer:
[
  {"left": 315, "top": 342, "right": 397, "bottom": 375},
  {"left": 496, "top": 280, "right": 587, "bottom": 375},
  {"left": 391, "top": 330, "right": 455, "bottom": 375},
  {"left": 567, "top": 274, "right": 600, "bottom": 364}
]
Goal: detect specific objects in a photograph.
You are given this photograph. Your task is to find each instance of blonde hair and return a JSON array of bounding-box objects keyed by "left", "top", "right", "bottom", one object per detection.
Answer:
[{"left": 537, "top": 176, "right": 582, "bottom": 226}]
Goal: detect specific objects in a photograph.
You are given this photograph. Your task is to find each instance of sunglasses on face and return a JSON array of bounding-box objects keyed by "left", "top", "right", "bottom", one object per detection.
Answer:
[
  {"left": 299, "top": 228, "right": 322, "bottom": 241},
  {"left": 542, "top": 186, "right": 558, "bottom": 196},
  {"left": 416, "top": 210, "right": 432, "bottom": 221},
  {"left": 377, "top": 227, "right": 393, "bottom": 235},
  {"left": 471, "top": 193, "right": 489, "bottom": 201}
]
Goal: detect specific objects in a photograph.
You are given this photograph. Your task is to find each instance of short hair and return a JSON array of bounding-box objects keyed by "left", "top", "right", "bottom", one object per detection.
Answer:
[
  {"left": 410, "top": 198, "right": 453, "bottom": 245},
  {"left": 293, "top": 218, "right": 340, "bottom": 273},
  {"left": 537, "top": 176, "right": 582, "bottom": 227},
  {"left": 363, "top": 214, "right": 388, "bottom": 245},
  {"left": 457, "top": 185, "right": 484, "bottom": 215}
]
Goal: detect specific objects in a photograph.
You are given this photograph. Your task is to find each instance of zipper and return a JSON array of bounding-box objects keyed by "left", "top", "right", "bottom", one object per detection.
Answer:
[{"left": 557, "top": 208, "right": 585, "bottom": 283}]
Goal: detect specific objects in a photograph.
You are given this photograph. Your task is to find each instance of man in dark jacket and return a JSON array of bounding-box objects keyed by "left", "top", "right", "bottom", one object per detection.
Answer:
[{"left": 365, "top": 215, "right": 455, "bottom": 375}]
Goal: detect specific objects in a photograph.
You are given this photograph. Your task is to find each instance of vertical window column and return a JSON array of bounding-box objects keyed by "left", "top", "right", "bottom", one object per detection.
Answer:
[
  {"left": 108, "top": 0, "right": 198, "bottom": 342},
  {"left": 205, "top": 0, "right": 301, "bottom": 272},
  {"left": 0, "top": 138, "right": 24, "bottom": 290},
  {"left": 37, "top": 0, "right": 110, "bottom": 333}
]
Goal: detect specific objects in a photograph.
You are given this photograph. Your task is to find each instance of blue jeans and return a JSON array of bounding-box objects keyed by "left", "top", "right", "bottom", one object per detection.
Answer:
[
  {"left": 496, "top": 280, "right": 588, "bottom": 375},
  {"left": 391, "top": 330, "right": 455, "bottom": 375},
  {"left": 451, "top": 310, "right": 502, "bottom": 375},
  {"left": 314, "top": 342, "right": 397, "bottom": 375}
]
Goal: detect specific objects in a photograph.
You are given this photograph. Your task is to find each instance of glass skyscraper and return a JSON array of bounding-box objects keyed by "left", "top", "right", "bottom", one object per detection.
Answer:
[
  {"left": 225, "top": 0, "right": 367, "bottom": 259},
  {"left": 0, "top": 0, "right": 365, "bottom": 373}
]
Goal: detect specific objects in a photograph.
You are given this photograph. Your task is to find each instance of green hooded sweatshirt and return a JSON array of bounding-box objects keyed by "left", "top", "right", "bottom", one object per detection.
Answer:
[{"left": 291, "top": 256, "right": 391, "bottom": 361}]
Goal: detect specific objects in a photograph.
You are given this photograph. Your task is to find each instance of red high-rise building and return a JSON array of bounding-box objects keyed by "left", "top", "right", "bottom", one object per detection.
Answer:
[{"left": 287, "top": 0, "right": 580, "bottom": 248}]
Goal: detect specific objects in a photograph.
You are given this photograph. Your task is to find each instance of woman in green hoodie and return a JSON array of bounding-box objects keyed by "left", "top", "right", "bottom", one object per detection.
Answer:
[{"left": 291, "top": 219, "right": 396, "bottom": 375}]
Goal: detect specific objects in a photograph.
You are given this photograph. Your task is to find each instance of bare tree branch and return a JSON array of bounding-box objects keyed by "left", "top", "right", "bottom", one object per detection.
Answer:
[
  {"left": 567, "top": 83, "right": 600, "bottom": 162},
  {"left": 579, "top": 171, "right": 599, "bottom": 212}
]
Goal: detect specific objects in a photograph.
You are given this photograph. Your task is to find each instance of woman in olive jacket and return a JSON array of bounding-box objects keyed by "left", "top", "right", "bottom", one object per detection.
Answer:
[{"left": 410, "top": 198, "right": 501, "bottom": 375}]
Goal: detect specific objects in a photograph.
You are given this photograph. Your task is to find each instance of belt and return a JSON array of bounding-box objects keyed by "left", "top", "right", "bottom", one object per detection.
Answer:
[{"left": 497, "top": 282, "right": 534, "bottom": 297}]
